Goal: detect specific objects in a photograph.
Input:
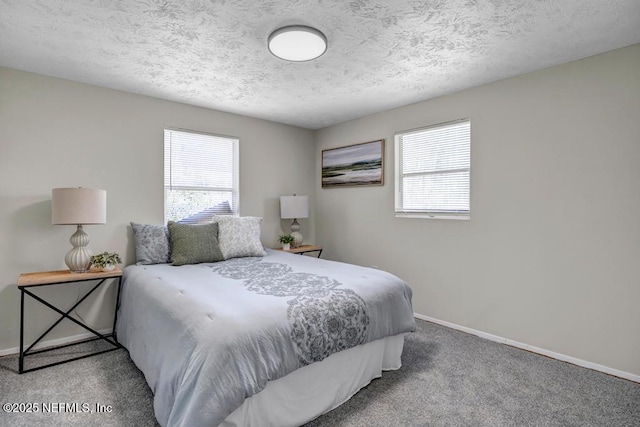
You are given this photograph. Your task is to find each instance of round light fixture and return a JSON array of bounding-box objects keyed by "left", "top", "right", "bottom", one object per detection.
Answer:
[{"left": 268, "top": 25, "right": 327, "bottom": 62}]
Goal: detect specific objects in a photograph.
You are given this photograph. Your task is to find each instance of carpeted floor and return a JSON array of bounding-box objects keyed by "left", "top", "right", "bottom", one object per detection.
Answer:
[{"left": 1, "top": 319, "right": 638, "bottom": 426}]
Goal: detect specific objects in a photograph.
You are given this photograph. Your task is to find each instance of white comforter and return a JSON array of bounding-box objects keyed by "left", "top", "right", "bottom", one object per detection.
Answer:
[{"left": 116, "top": 249, "right": 415, "bottom": 426}]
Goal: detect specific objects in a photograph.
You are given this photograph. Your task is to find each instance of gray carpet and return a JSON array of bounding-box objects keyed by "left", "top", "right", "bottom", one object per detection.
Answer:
[{"left": 1, "top": 319, "right": 638, "bottom": 426}]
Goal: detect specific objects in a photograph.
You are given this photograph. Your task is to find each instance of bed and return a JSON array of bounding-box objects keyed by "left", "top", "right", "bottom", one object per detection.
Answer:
[{"left": 117, "top": 230, "right": 415, "bottom": 426}]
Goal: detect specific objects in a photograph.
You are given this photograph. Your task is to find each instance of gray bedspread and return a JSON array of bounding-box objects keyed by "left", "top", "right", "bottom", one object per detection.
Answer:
[{"left": 116, "top": 249, "right": 415, "bottom": 426}]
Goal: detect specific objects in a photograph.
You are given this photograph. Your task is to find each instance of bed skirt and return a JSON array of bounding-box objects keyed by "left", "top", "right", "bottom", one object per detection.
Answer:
[{"left": 221, "top": 333, "right": 406, "bottom": 427}]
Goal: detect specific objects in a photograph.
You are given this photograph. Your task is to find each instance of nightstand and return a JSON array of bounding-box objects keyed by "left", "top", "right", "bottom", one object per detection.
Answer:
[
  {"left": 274, "top": 244, "right": 323, "bottom": 258},
  {"left": 17, "top": 268, "right": 124, "bottom": 374}
]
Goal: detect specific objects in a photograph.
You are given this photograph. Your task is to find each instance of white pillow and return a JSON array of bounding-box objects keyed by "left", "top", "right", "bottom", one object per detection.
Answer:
[{"left": 215, "top": 216, "right": 267, "bottom": 259}]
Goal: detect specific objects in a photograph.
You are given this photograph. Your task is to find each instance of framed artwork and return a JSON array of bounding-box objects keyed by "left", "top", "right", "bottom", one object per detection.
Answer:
[{"left": 322, "top": 139, "right": 385, "bottom": 188}]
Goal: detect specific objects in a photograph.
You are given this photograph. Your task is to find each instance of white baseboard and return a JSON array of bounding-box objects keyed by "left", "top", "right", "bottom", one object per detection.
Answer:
[
  {"left": 0, "top": 328, "right": 113, "bottom": 357},
  {"left": 4, "top": 315, "right": 637, "bottom": 384},
  {"left": 414, "top": 313, "right": 640, "bottom": 384}
]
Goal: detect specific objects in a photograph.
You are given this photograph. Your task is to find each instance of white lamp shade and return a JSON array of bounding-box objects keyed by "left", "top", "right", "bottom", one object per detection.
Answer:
[
  {"left": 280, "top": 195, "right": 309, "bottom": 219},
  {"left": 52, "top": 188, "right": 107, "bottom": 225}
]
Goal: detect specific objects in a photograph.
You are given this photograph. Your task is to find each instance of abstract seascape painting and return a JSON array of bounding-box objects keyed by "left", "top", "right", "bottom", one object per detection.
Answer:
[{"left": 322, "top": 139, "right": 384, "bottom": 188}]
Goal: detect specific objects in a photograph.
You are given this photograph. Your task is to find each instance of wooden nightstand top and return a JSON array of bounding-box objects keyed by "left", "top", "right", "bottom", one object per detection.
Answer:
[
  {"left": 17, "top": 267, "right": 123, "bottom": 286},
  {"left": 274, "top": 244, "right": 323, "bottom": 257}
]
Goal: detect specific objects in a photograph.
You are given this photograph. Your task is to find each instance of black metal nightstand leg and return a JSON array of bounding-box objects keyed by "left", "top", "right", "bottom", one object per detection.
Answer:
[
  {"left": 111, "top": 276, "right": 123, "bottom": 342},
  {"left": 19, "top": 289, "right": 24, "bottom": 374}
]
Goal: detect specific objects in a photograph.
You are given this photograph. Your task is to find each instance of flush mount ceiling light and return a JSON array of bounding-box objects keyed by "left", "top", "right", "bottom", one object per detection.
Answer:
[{"left": 268, "top": 25, "right": 327, "bottom": 62}]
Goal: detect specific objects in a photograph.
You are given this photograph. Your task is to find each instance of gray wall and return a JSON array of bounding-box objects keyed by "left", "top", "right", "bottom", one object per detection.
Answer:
[
  {"left": 2, "top": 45, "right": 638, "bottom": 378},
  {"left": 315, "top": 45, "right": 640, "bottom": 377},
  {"left": 0, "top": 67, "right": 315, "bottom": 352}
]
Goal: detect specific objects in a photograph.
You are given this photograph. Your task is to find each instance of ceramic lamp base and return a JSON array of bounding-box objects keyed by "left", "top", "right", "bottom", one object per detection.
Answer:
[
  {"left": 290, "top": 218, "right": 303, "bottom": 247},
  {"left": 65, "top": 225, "right": 93, "bottom": 273}
]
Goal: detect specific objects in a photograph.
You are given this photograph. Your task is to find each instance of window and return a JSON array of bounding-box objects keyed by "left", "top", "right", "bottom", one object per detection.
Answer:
[
  {"left": 395, "top": 119, "right": 470, "bottom": 219},
  {"left": 164, "top": 128, "right": 239, "bottom": 224}
]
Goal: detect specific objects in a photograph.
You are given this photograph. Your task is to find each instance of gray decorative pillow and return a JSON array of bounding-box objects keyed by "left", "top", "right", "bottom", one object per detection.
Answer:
[
  {"left": 167, "top": 221, "right": 224, "bottom": 266},
  {"left": 131, "top": 222, "right": 170, "bottom": 265},
  {"left": 176, "top": 200, "right": 234, "bottom": 224},
  {"left": 215, "top": 216, "right": 267, "bottom": 260}
]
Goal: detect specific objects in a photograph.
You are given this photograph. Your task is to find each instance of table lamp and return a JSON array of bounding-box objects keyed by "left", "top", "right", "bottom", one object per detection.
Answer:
[
  {"left": 52, "top": 188, "right": 107, "bottom": 273},
  {"left": 280, "top": 195, "right": 309, "bottom": 247}
]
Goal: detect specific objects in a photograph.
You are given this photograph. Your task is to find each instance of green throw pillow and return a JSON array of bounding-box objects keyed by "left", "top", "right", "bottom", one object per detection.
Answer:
[{"left": 167, "top": 221, "right": 224, "bottom": 266}]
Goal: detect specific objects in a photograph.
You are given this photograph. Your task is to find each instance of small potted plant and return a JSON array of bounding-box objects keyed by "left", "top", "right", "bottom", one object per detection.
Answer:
[
  {"left": 277, "top": 234, "right": 295, "bottom": 251},
  {"left": 90, "top": 251, "right": 122, "bottom": 271}
]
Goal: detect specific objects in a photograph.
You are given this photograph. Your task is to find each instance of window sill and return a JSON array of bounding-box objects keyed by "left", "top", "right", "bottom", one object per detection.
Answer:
[{"left": 394, "top": 212, "right": 470, "bottom": 220}]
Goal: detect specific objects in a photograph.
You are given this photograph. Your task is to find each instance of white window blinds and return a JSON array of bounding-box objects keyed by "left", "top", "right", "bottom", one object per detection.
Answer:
[
  {"left": 395, "top": 119, "right": 470, "bottom": 219},
  {"left": 164, "top": 129, "right": 239, "bottom": 223}
]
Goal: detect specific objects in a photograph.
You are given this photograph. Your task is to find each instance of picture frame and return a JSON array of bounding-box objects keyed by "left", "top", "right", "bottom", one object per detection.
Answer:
[{"left": 322, "top": 139, "right": 385, "bottom": 188}]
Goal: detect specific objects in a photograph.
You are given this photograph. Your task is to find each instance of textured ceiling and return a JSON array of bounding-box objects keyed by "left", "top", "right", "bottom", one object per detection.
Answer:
[{"left": 1, "top": 1, "right": 639, "bottom": 129}]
